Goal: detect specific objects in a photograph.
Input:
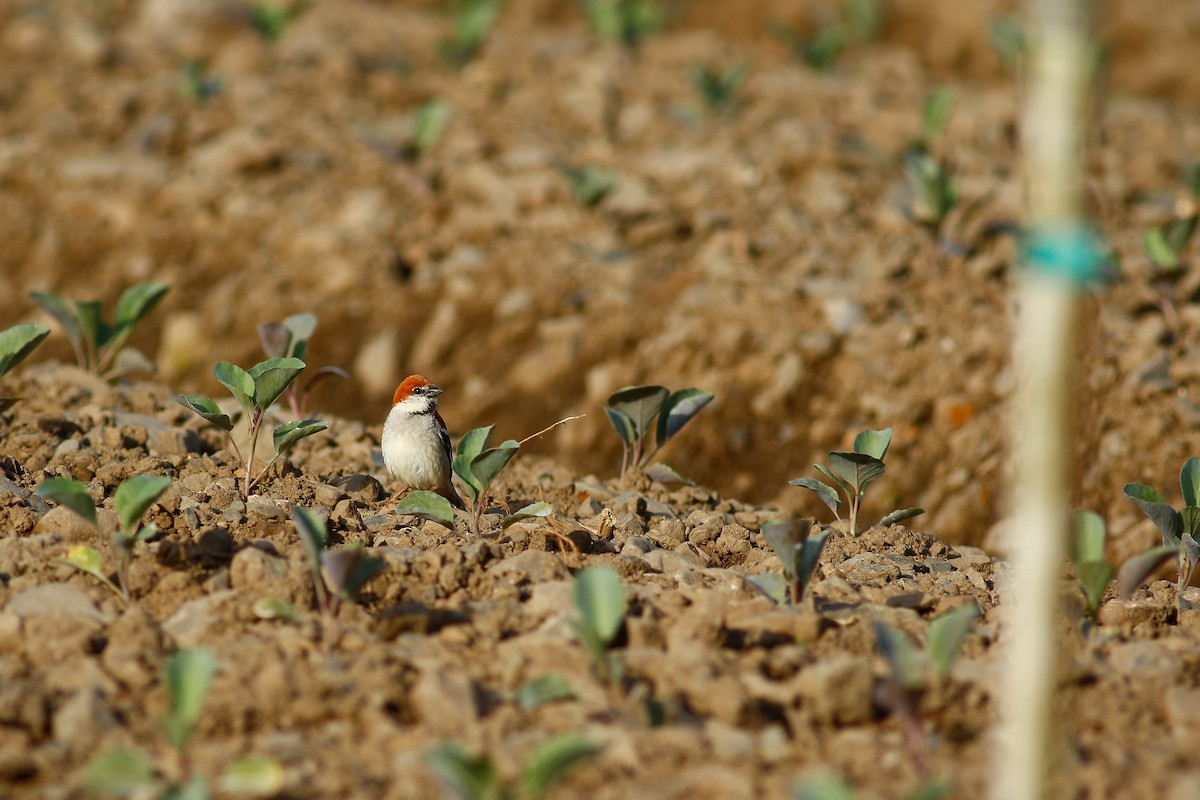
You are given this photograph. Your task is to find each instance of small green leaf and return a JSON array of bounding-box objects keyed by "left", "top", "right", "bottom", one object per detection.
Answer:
[
  {"left": 789, "top": 477, "right": 841, "bottom": 516},
  {"left": 282, "top": 312, "right": 317, "bottom": 359},
  {"left": 30, "top": 291, "right": 85, "bottom": 359},
  {"left": 1144, "top": 227, "right": 1181, "bottom": 269},
  {"left": 36, "top": 477, "right": 98, "bottom": 527},
  {"left": 426, "top": 744, "right": 501, "bottom": 800},
  {"left": 291, "top": 506, "right": 328, "bottom": 564},
  {"left": 453, "top": 425, "right": 496, "bottom": 495},
  {"left": 257, "top": 321, "right": 290, "bottom": 359},
  {"left": 61, "top": 544, "right": 104, "bottom": 576},
  {"left": 213, "top": 361, "right": 255, "bottom": 416},
  {"left": 518, "top": 674, "right": 575, "bottom": 711},
  {"left": 607, "top": 385, "right": 668, "bottom": 442},
  {"left": 413, "top": 98, "right": 452, "bottom": 158},
  {"left": 163, "top": 776, "right": 209, "bottom": 800},
  {"left": 643, "top": 462, "right": 695, "bottom": 486},
  {"left": 814, "top": 463, "right": 852, "bottom": 496},
  {"left": 879, "top": 507, "right": 925, "bottom": 526},
  {"left": 85, "top": 748, "right": 156, "bottom": 795},
  {"left": 219, "top": 756, "right": 285, "bottom": 795},
  {"left": 470, "top": 440, "right": 520, "bottom": 494},
  {"left": 853, "top": 428, "right": 893, "bottom": 461},
  {"left": 396, "top": 490, "right": 457, "bottom": 529},
  {"left": 0, "top": 323, "right": 50, "bottom": 378},
  {"left": 161, "top": 648, "right": 216, "bottom": 751},
  {"left": 272, "top": 418, "right": 328, "bottom": 454},
  {"left": 177, "top": 394, "right": 235, "bottom": 432},
  {"left": 1070, "top": 510, "right": 1107, "bottom": 564},
  {"left": 921, "top": 87, "right": 955, "bottom": 145},
  {"left": 320, "top": 546, "right": 385, "bottom": 600},
  {"left": 1181, "top": 458, "right": 1200, "bottom": 509},
  {"left": 1117, "top": 545, "right": 1180, "bottom": 598},
  {"left": 925, "top": 603, "right": 979, "bottom": 679},
  {"left": 655, "top": 388, "right": 713, "bottom": 448},
  {"left": 794, "top": 775, "right": 857, "bottom": 800},
  {"left": 573, "top": 566, "right": 626, "bottom": 646},
  {"left": 828, "top": 451, "right": 885, "bottom": 496},
  {"left": 1124, "top": 483, "right": 1183, "bottom": 548},
  {"left": 801, "top": 529, "right": 830, "bottom": 586},
  {"left": 113, "top": 474, "right": 171, "bottom": 536},
  {"left": 745, "top": 572, "right": 789, "bottom": 605},
  {"left": 248, "top": 357, "right": 306, "bottom": 410},
  {"left": 75, "top": 300, "right": 110, "bottom": 349},
  {"left": 501, "top": 501, "right": 554, "bottom": 529},
  {"left": 1076, "top": 561, "right": 1114, "bottom": 615},
  {"left": 762, "top": 519, "right": 808, "bottom": 578},
  {"left": 520, "top": 734, "right": 601, "bottom": 800},
  {"left": 252, "top": 598, "right": 298, "bottom": 621},
  {"left": 874, "top": 622, "right": 925, "bottom": 691},
  {"left": 603, "top": 407, "right": 637, "bottom": 449},
  {"left": 114, "top": 282, "right": 169, "bottom": 336}
]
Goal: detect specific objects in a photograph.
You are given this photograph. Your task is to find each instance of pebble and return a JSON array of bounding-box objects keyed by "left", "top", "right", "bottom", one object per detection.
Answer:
[
  {"left": 5, "top": 583, "right": 109, "bottom": 625},
  {"left": 796, "top": 655, "right": 874, "bottom": 724}
]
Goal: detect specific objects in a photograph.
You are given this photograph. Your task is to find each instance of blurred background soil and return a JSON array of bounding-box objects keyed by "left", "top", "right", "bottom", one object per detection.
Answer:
[{"left": 4, "top": 0, "right": 1200, "bottom": 553}]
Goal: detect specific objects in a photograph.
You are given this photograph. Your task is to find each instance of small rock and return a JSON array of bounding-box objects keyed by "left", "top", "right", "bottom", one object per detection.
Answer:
[
  {"left": 1106, "top": 639, "right": 1179, "bottom": 678},
  {"left": 246, "top": 496, "right": 287, "bottom": 520},
  {"left": 32, "top": 506, "right": 97, "bottom": 542},
  {"left": 796, "top": 655, "right": 874, "bottom": 724},
  {"left": 313, "top": 482, "right": 345, "bottom": 508},
  {"left": 838, "top": 554, "right": 901, "bottom": 585},
  {"left": 643, "top": 548, "right": 703, "bottom": 573},
  {"left": 53, "top": 686, "right": 117, "bottom": 755},
  {"left": 5, "top": 583, "right": 109, "bottom": 625},
  {"left": 329, "top": 473, "right": 388, "bottom": 503},
  {"left": 162, "top": 590, "right": 235, "bottom": 648},
  {"left": 620, "top": 535, "right": 656, "bottom": 556},
  {"left": 489, "top": 550, "right": 569, "bottom": 585},
  {"left": 412, "top": 659, "right": 478, "bottom": 735}
]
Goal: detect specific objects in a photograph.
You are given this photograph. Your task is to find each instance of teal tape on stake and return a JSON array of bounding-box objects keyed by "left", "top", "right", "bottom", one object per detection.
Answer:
[{"left": 1022, "top": 223, "right": 1107, "bottom": 284}]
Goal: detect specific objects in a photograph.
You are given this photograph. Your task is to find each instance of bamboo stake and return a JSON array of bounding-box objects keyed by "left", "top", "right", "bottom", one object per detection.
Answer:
[{"left": 995, "top": 1, "right": 1094, "bottom": 798}]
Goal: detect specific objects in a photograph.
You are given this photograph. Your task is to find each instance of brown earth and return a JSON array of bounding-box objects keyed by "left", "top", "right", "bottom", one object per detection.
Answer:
[{"left": 3, "top": 0, "right": 1200, "bottom": 798}]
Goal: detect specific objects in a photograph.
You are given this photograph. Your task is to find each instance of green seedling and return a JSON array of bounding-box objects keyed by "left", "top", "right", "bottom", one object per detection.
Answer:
[
  {"left": 249, "top": 2, "right": 303, "bottom": 41},
  {"left": 988, "top": 15, "right": 1028, "bottom": 74},
  {"left": 581, "top": 0, "right": 662, "bottom": 49},
  {"left": 558, "top": 163, "right": 618, "bottom": 209},
  {"left": 1070, "top": 510, "right": 1114, "bottom": 624},
  {"left": 772, "top": 22, "right": 844, "bottom": 72},
  {"left": 0, "top": 323, "right": 50, "bottom": 412},
  {"left": 410, "top": 98, "right": 452, "bottom": 161},
  {"left": 571, "top": 566, "right": 627, "bottom": 682},
  {"left": 790, "top": 427, "right": 923, "bottom": 535},
  {"left": 428, "top": 734, "right": 600, "bottom": 800},
  {"left": 441, "top": 0, "right": 503, "bottom": 67},
  {"left": 178, "top": 60, "right": 222, "bottom": 102},
  {"left": 517, "top": 674, "right": 575, "bottom": 711},
  {"left": 692, "top": 62, "right": 748, "bottom": 116},
  {"left": 396, "top": 490, "right": 459, "bottom": 530},
  {"left": 874, "top": 604, "right": 979, "bottom": 773},
  {"left": 772, "top": 0, "right": 882, "bottom": 71},
  {"left": 87, "top": 649, "right": 284, "bottom": 799},
  {"left": 453, "top": 424, "right": 520, "bottom": 535},
  {"left": 177, "top": 357, "right": 327, "bottom": 498},
  {"left": 38, "top": 474, "right": 170, "bottom": 603},
  {"left": 1143, "top": 210, "right": 1197, "bottom": 271},
  {"left": 604, "top": 384, "right": 713, "bottom": 480},
  {"left": 257, "top": 312, "right": 349, "bottom": 418},
  {"left": 747, "top": 519, "right": 829, "bottom": 606},
  {"left": 293, "top": 506, "right": 385, "bottom": 615},
  {"left": 30, "top": 281, "right": 168, "bottom": 378},
  {"left": 1117, "top": 458, "right": 1200, "bottom": 615}
]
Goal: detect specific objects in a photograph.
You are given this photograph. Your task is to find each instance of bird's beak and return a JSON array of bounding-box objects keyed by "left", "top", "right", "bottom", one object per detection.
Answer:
[{"left": 428, "top": 386, "right": 443, "bottom": 398}]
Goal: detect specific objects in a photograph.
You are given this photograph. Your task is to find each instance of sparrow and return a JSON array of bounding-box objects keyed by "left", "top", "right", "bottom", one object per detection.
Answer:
[{"left": 382, "top": 374, "right": 467, "bottom": 510}]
